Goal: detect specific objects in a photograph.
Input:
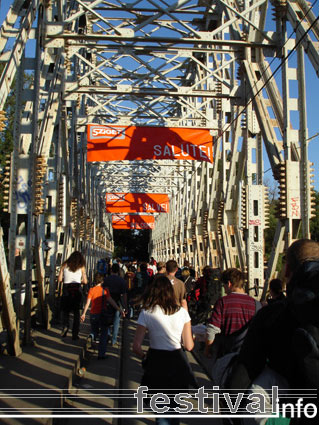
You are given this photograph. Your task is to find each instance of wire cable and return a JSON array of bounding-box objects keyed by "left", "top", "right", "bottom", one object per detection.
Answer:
[
  {"left": 179, "top": 3, "right": 319, "bottom": 192},
  {"left": 215, "top": 9, "right": 319, "bottom": 147},
  {"left": 242, "top": 0, "right": 319, "bottom": 109}
]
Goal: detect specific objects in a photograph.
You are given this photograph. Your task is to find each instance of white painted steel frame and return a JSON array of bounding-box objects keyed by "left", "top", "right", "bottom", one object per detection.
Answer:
[{"left": 0, "top": 0, "right": 317, "bottom": 353}]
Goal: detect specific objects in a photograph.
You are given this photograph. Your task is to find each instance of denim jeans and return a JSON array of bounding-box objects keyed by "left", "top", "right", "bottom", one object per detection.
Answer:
[
  {"left": 90, "top": 313, "right": 100, "bottom": 341},
  {"left": 90, "top": 313, "right": 108, "bottom": 357},
  {"left": 110, "top": 309, "right": 120, "bottom": 344}
]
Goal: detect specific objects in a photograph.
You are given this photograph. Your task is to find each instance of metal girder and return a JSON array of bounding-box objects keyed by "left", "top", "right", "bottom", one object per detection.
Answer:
[
  {"left": 286, "top": 0, "right": 319, "bottom": 77},
  {"left": 149, "top": 0, "right": 318, "bottom": 295},
  {"left": 0, "top": 0, "right": 41, "bottom": 110},
  {"left": 0, "top": 0, "right": 318, "bottom": 354}
]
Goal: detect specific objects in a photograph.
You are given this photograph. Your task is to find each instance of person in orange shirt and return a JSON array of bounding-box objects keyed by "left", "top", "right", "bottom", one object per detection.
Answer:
[{"left": 81, "top": 273, "right": 125, "bottom": 359}]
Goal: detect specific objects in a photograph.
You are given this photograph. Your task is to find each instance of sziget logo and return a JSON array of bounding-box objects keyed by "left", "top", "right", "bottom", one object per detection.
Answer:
[
  {"left": 89, "top": 126, "right": 125, "bottom": 140},
  {"left": 107, "top": 193, "right": 125, "bottom": 202}
]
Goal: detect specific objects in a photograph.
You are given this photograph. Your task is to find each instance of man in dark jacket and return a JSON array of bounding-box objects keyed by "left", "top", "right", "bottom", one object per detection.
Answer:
[{"left": 229, "top": 239, "right": 319, "bottom": 424}]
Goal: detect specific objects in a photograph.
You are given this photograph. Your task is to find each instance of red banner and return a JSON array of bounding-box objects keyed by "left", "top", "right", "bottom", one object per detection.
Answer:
[
  {"left": 87, "top": 125, "right": 213, "bottom": 162},
  {"left": 112, "top": 214, "right": 155, "bottom": 230},
  {"left": 106, "top": 193, "right": 169, "bottom": 213},
  {"left": 112, "top": 214, "right": 155, "bottom": 225}
]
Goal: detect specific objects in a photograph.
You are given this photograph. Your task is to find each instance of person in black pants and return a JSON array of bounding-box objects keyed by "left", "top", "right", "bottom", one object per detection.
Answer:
[{"left": 58, "top": 251, "right": 88, "bottom": 340}]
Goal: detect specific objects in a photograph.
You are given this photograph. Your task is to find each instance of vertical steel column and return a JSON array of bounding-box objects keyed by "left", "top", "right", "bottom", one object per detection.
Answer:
[{"left": 297, "top": 45, "right": 311, "bottom": 238}]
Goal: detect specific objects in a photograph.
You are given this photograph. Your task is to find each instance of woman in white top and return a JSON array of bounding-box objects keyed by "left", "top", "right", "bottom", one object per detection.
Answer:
[
  {"left": 133, "top": 276, "right": 194, "bottom": 425},
  {"left": 58, "top": 251, "right": 88, "bottom": 340}
]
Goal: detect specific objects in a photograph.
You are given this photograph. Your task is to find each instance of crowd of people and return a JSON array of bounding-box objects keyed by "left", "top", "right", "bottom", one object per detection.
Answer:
[{"left": 56, "top": 239, "right": 319, "bottom": 424}]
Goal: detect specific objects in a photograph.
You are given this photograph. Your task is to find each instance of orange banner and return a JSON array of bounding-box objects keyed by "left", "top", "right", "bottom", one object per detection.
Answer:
[
  {"left": 87, "top": 125, "right": 213, "bottom": 162},
  {"left": 112, "top": 214, "right": 155, "bottom": 226},
  {"left": 106, "top": 193, "right": 169, "bottom": 213},
  {"left": 112, "top": 214, "right": 155, "bottom": 230}
]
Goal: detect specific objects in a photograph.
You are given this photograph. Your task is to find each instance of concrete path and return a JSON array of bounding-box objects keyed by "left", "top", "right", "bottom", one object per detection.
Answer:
[
  {"left": 0, "top": 317, "right": 222, "bottom": 425},
  {"left": 120, "top": 319, "right": 222, "bottom": 425},
  {"left": 0, "top": 323, "right": 88, "bottom": 425}
]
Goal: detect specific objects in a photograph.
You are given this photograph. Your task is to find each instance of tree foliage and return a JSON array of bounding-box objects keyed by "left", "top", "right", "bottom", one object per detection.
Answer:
[
  {"left": 263, "top": 178, "right": 279, "bottom": 259},
  {"left": 310, "top": 190, "right": 319, "bottom": 241},
  {"left": 264, "top": 198, "right": 278, "bottom": 259}
]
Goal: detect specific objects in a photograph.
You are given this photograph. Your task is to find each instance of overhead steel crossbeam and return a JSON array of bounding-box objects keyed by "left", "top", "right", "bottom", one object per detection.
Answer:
[
  {"left": 93, "top": 160, "right": 193, "bottom": 194},
  {"left": 59, "top": 0, "right": 276, "bottom": 130},
  {"left": 62, "top": 0, "right": 228, "bottom": 194},
  {"left": 62, "top": 0, "right": 278, "bottom": 196}
]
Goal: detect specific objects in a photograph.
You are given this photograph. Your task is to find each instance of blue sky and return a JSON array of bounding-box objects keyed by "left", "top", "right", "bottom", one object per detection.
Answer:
[
  {"left": 303, "top": 54, "right": 319, "bottom": 190},
  {"left": 1, "top": 1, "right": 319, "bottom": 189}
]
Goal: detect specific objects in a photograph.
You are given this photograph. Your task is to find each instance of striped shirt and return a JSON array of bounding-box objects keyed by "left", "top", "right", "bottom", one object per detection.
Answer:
[{"left": 209, "top": 292, "right": 257, "bottom": 335}]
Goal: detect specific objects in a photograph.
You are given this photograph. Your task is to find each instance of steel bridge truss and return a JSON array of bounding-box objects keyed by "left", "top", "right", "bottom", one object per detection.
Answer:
[{"left": 0, "top": 0, "right": 318, "bottom": 354}]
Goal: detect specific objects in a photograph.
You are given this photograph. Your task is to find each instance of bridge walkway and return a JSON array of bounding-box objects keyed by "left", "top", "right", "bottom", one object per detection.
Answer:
[{"left": 0, "top": 316, "right": 221, "bottom": 424}]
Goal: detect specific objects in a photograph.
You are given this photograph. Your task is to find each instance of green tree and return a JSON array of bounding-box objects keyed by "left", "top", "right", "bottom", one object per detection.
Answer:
[
  {"left": 310, "top": 190, "right": 319, "bottom": 241},
  {"left": 264, "top": 199, "right": 278, "bottom": 259}
]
